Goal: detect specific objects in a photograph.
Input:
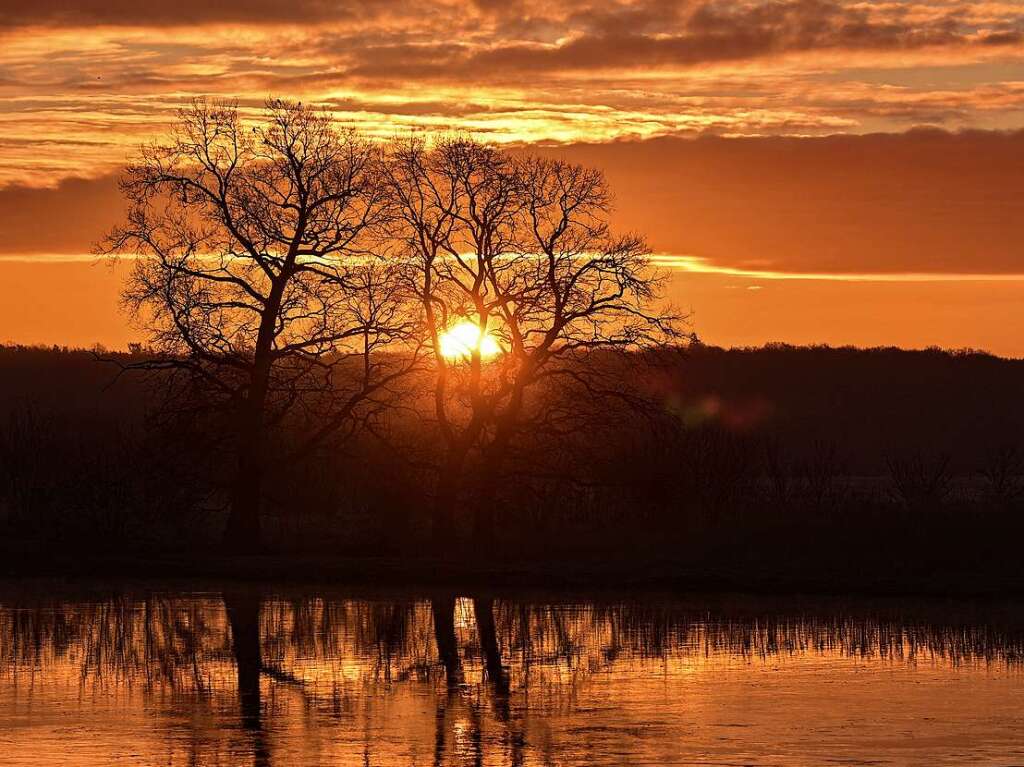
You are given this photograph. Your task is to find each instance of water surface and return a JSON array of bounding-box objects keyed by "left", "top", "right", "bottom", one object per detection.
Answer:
[{"left": 1, "top": 582, "right": 1023, "bottom": 765}]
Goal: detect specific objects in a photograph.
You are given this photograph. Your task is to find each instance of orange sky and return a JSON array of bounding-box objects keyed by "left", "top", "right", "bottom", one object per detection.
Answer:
[{"left": 1, "top": 0, "right": 1023, "bottom": 355}]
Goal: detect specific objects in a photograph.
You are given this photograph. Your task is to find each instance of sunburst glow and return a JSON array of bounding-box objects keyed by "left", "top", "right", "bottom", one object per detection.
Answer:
[{"left": 437, "top": 321, "right": 502, "bottom": 361}]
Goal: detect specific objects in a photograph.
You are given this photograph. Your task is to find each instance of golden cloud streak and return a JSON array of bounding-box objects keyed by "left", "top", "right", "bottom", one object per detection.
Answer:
[
  {"left": 9, "top": 251, "right": 1024, "bottom": 286},
  {"left": 651, "top": 254, "right": 1024, "bottom": 282}
]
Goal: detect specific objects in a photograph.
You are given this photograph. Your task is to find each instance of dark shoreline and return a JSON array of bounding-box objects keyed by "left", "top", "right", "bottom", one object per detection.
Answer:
[{"left": 3, "top": 544, "right": 1022, "bottom": 600}]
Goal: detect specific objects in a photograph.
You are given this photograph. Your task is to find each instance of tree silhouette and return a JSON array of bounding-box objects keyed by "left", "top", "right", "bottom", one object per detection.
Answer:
[
  {"left": 101, "top": 99, "right": 415, "bottom": 552},
  {"left": 385, "top": 136, "right": 677, "bottom": 548}
]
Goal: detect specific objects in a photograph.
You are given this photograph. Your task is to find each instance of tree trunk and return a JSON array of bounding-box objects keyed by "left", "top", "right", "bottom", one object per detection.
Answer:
[
  {"left": 224, "top": 422, "right": 265, "bottom": 554},
  {"left": 222, "top": 267, "right": 289, "bottom": 555},
  {"left": 225, "top": 457, "right": 263, "bottom": 553},
  {"left": 471, "top": 428, "right": 513, "bottom": 552},
  {"left": 432, "top": 447, "right": 470, "bottom": 553},
  {"left": 472, "top": 503, "right": 496, "bottom": 553},
  {"left": 223, "top": 351, "right": 274, "bottom": 554},
  {"left": 432, "top": 475, "right": 457, "bottom": 552}
]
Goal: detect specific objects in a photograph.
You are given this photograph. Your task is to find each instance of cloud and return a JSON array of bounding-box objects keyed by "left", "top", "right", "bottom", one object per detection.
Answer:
[
  {"left": 335, "top": 1, "right": 1024, "bottom": 80},
  {"left": 541, "top": 129, "right": 1024, "bottom": 275},
  {"left": 0, "top": 0, "right": 393, "bottom": 27},
  {"left": 0, "top": 1, "right": 1021, "bottom": 188},
  {"left": 0, "top": 174, "right": 123, "bottom": 254},
  {"left": 7, "top": 1, "right": 1024, "bottom": 74},
  {"left": 4, "top": 130, "right": 1024, "bottom": 279}
]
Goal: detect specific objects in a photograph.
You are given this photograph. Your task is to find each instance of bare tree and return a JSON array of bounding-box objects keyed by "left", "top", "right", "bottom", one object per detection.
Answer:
[
  {"left": 101, "top": 99, "right": 415, "bottom": 553},
  {"left": 386, "top": 136, "right": 678, "bottom": 550}
]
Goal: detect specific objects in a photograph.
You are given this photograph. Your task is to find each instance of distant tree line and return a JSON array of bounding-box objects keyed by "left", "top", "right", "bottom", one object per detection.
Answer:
[{"left": 2, "top": 342, "right": 1023, "bottom": 584}]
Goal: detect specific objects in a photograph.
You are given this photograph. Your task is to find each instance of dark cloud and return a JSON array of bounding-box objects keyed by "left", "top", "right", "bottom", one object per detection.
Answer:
[
  {"left": 540, "top": 129, "right": 1024, "bottom": 275},
  {"left": 0, "top": 174, "right": 122, "bottom": 254},
  {"left": 334, "top": 0, "right": 1023, "bottom": 81},
  {"left": 5, "top": 131, "right": 1024, "bottom": 277},
  {"left": 0, "top": 0, "right": 389, "bottom": 27},
  {"left": 8, "top": 1, "right": 1022, "bottom": 79}
]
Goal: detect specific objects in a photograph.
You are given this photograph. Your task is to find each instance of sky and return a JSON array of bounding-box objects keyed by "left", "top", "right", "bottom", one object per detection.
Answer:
[{"left": 1, "top": 0, "right": 1023, "bottom": 354}]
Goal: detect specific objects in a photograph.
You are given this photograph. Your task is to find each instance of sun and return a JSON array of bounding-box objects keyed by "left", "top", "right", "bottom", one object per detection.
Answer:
[{"left": 438, "top": 321, "right": 502, "bottom": 361}]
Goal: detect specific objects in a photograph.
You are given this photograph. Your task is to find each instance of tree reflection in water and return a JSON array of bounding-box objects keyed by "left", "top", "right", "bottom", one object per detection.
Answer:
[
  {"left": 2, "top": 587, "right": 1024, "bottom": 766},
  {"left": 224, "top": 589, "right": 270, "bottom": 767}
]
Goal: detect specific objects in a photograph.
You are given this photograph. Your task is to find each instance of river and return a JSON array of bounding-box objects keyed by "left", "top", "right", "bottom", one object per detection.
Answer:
[{"left": 1, "top": 581, "right": 1022, "bottom": 765}]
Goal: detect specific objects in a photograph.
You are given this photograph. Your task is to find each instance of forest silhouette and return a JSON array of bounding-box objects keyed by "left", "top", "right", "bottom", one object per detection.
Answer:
[{"left": 2, "top": 340, "right": 1022, "bottom": 593}]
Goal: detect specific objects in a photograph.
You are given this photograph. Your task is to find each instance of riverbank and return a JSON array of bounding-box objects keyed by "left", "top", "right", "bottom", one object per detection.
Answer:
[{"left": 3, "top": 541, "right": 1022, "bottom": 598}]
